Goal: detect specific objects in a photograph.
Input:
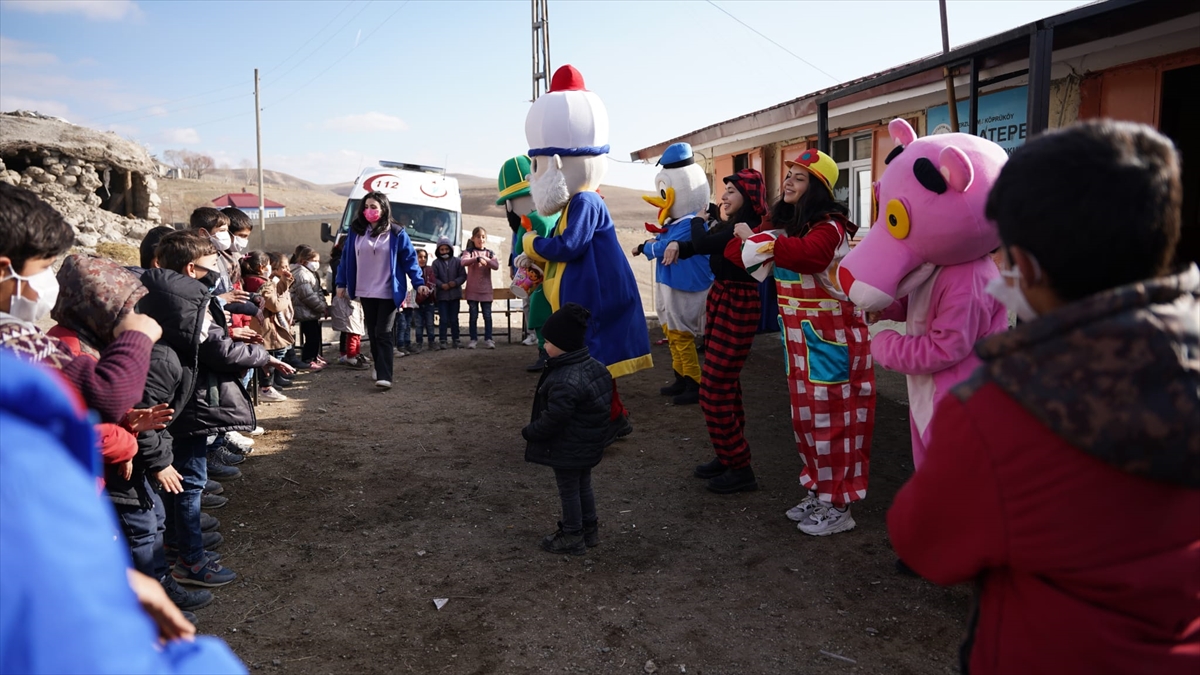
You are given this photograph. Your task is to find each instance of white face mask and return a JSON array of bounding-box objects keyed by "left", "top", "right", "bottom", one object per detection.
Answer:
[
  {"left": 986, "top": 254, "right": 1041, "bottom": 322},
  {"left": 210, "top": 231, "right": 232, "bottom": 252},
  {"left": 264, "top": 265, "right": 273, "bottom": 278},
  {"left": 2, "top": 265, "right": 59, "bottom": 324},
  {"left": 305, "top": 261, "right": 320, "bottom": 272},
  {"left": 231, "top": 235, "right": 249, "bottom": 253}
]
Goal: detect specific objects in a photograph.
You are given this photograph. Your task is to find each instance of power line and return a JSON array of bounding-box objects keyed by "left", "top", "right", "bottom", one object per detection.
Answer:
[
  {"left": 263, "top": 0, "right": 356, "bottom": 75},
  {"left": 704, "top": 0, "right": 839, "bottom": 83},
  {"left": 264, "top": 0, "right": 376, "bottom": 88}
]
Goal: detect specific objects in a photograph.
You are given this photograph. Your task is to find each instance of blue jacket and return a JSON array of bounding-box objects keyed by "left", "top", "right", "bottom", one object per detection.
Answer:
[
  {"left": 0, "top": 352, "right": 246, "bottom": 674},
  {"left": 643, "top": 214, "right": 715, "bottom": 293},
  {"left": 334, "top": 222, "right": 425, "bottom": 309}
]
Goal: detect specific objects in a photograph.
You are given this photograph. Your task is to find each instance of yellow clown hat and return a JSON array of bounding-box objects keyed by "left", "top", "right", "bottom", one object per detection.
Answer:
[{"left": 784, "top": 148, "right": 838, "bottom": 194}]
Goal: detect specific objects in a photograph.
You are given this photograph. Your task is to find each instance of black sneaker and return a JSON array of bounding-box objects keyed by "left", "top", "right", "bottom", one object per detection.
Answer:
[
  {"left": 603, "top": 414, "right": 633, "bottom": 447},
  {"left": 672, "top": 377, "right": 700, "bottom": 405},
  {"left": 659, "top": 371, "right": 685, "bottom": 396},
  {"left": 273, "top": 372, "right": 294, "bottom": 388},
  {"left": 182, "top": 610, "right": 198, "bottom": 626},
  {"left": 200, "top": 512, "right": 220, "bottom": 533},
  {"left": 165, "top": 546, "right": 222, "bottom": 567},
  {"left": 583, "top": 521, "right": 599, "bottom": 548},
  {"left": 706, "top": 466, "right": 758, "bottom": 494},
  {"left": 203, "top": 530, "right": 224, "bottom": 551},
  {"left": 693, "top": 457, "right": 726, "bottom": 479},
  {"left": 526, "top": 348, "right": 548, "bottom": 372},
  {"left": 205, "top": 459, "right": 242, "bottom": 480},
  {"left": 210, "top": 446, "right": 244, "bottom": 466},
  {"left": 161, "top": 574, "right": 214, "bottom": 611},
  {"left": 540, "top": 525, "right": 586, "bottom": 556},
  {"left": 203, "top": 479, "right": 223, "bottom": 495},
  {"left": 201, "top": 493, "right": 229, "bottom": 510}
]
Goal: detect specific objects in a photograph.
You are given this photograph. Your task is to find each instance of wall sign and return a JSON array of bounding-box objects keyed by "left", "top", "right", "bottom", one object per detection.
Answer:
[{"left": 927, "top": 86, "right": 1029, "bottom": 154}]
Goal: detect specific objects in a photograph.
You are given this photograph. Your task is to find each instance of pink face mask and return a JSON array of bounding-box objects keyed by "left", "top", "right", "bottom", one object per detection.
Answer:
[{"left": 363, "top": 208, "right": 382, "bottom": 223}]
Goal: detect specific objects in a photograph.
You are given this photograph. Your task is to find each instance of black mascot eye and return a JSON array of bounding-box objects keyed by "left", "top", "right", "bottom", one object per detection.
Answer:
[
  {"left": 889, "top": 214, "right": 897, "bottom": 226},
  {"left": 531, "top": 158, "right": 538, "bottom": 173},
  {"left": 660, "top": 189, "right": 667, "bottom": 199}
]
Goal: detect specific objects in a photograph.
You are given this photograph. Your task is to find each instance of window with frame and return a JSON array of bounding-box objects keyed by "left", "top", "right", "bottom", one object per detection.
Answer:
[{"left": 830, "top": 133, "right": 874, "bottom": 237}]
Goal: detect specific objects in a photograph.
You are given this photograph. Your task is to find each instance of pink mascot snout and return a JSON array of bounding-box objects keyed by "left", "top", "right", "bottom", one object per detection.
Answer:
[{"left": 838, "top": 118, "right": 1009, "bottom": 469}]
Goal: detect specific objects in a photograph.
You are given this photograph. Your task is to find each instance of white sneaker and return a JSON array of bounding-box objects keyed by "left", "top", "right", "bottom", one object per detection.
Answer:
[
  {"left": 798, "top": 504, "right": 856, "bottom": 536},
  {"left": 375, "top": 380, "right": 392, "bottom": 389},
  {"left": 785, "top": 492, "right": 822, "bottom": 522},
  {"left": 522, "top": 332, "right": 538, "bottom": 346},
  {"left": 259, "top": 387, "right": 288, "bottom": 402},
  {"left": 225, "top": 431, "right": 255, "bottom": 450},
  {"left": 249, "top": 426, "right": 265, "bottom": 437},
  {"left": 485, "top": 339, "right": 495, "bottom": 349},
  {"left": 467, "top": 340, "right": 477, "bottom": 349}
]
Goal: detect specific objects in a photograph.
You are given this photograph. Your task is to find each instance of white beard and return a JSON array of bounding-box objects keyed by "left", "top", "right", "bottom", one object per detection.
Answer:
[{"left": 530, "top": 161, "right": 570, "bottom": 217}]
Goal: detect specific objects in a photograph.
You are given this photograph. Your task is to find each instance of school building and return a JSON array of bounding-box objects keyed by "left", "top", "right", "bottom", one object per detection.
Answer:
[{"left": 631, "top": 0, "right": 1199, "bottom": 264}]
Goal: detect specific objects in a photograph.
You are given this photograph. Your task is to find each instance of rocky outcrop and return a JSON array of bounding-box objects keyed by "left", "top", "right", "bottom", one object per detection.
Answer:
[{"left": 0, "top": 111, "right": 161, "bottom": 252}]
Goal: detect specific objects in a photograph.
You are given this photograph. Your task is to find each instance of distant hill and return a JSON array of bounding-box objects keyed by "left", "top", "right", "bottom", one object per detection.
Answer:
[{"left": 206, "top": 168, "right": 336, "bottom": 193}]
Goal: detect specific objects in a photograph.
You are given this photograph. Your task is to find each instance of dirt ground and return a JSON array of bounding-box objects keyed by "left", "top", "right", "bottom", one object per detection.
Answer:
[{"left": 199, "top": 326, "right": 970, "bottom": 675}]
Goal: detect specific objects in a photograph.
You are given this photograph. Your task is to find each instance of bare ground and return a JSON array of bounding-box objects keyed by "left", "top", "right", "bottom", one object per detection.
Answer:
[{"left": 198, "top": 331, "right": 969, "bottom": 675}]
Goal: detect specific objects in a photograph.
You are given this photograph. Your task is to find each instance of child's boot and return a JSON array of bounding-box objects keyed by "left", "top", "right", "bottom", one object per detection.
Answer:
[
  {"left": 660, "top": 370, "right": 686, "bottom": 396},
  {"left": 672, "top": 377, "right": 700, "bottom": 405},
  {"left": 526, "top": 348, "right": 548, "bottom": 372},
  {"left": 540, "top": 522, "right": 585, "bottom": 555},
  {"left": 583, "top": 521, "right": 599, "bottom": 548}
]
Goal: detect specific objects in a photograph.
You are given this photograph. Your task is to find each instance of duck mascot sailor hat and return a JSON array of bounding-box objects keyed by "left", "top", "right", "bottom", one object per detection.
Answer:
[
  {"left": 519, "top": 65, "right": 653, "bottom": 427},
  {"left": 634, "top": 142, "right": 714, "bottom": 404},
  {"left": 837, "top": 118, "right": 1010, "bottom": 469}
]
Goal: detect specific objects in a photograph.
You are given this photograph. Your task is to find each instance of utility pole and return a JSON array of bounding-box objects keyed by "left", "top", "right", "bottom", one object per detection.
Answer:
[
  {"left": 254, "top": 68, "right": 265, "bottom": 229},
  {"left": 531, "top": 0, "right": 550, "bottom": 101},
  {"left": 938, "top": 0, "right": 960, "bottom": 132}
]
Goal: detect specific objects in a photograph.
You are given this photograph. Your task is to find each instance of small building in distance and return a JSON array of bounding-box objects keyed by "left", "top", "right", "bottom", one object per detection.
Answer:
[{"left": 211, "top": 192, "right": 286, "bottom": 219}]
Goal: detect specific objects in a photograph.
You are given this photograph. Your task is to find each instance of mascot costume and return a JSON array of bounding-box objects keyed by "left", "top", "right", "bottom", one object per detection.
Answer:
[
  {"left": 838, "top": 118, "right": 1009, "bottom": 470},
  {"left": 635, "top": 142, "right": 714, "bottom": 405},
  {"left": 497, "top": 154, "right": 559, "bottom": 372},
  {"left": 518, "top": 64, "right": 653, "bottom": 438}
]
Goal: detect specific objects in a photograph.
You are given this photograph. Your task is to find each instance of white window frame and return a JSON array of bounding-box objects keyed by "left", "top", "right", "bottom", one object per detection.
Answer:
[{"left": 832, "top": 133, "right": 873, "bottom": 236}]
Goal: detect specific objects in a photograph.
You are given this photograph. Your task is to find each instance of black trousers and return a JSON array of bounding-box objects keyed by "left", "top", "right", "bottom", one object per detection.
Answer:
[
  {"left": 552, "top": 467, "right": 596, "bottom": 534},
  {"left": 299, "top": 319, "right": 323, "bottom": 362},
  {"left": 360, "top": 297, "right": 397, "bottom": 382}
]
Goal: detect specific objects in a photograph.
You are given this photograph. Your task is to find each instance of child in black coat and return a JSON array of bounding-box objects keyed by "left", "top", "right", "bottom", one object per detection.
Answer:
[{"left": 522, "top": 303, "right": 613, "bottom": 555}]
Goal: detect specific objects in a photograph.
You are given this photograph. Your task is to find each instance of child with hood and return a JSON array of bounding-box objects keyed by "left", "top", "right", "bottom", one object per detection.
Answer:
[{"left": 431, "top": 236, "right": 466, "bottom": 349}]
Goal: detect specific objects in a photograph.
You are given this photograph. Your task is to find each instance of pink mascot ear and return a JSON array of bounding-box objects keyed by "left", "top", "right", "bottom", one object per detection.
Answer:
[
  {"left": 888, "top": 118, "right": 917, "bottom": 147},
  {"left": 938, "top": 146, "right": 974, "bottom": 193}
]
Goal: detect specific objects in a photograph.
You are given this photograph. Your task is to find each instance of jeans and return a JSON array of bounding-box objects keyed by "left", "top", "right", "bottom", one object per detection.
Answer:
[
  {"left": 467, "top": 300, "right": 493, "bottom": 341},
  {"left": 261, "top": 347, "right": 286, "bottom": 385},
  {"left": 360, "top": 297, "right": 397, "bottom": 382},
  {"left": 437, "top": 299, "right": 461, "bottom": 344},
  {"left": 393, "top": 308, "right": 414, "bottom": 348},
  {"left": 114, "top": 477, "right": 168, "bottom": 580},
  {"left": 413, "top": 304, "right": 436, "bottom": 344},
  {"left": 553, "top": 467, "right": 596, "bottom": 535},
  {"left": 163, "top": 435, "right": 208, "bottom": 564},
  {"left": 299, "top": 319, "right": 323, "bottom": 362}
]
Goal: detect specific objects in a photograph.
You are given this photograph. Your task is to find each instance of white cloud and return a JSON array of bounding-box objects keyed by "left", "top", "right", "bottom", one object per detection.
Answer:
[
  {"left": 158, "top": 128, "right": 200, "bottom": 145},
  {"left": 324, "top": 112, "right": 408, "bottom": 133},
  {"left": 0, "top": 36, "right": 58, "bottom": 67},
  {"left": 0, "top": 94, "right": 70, "bottom": 118},
  {"left": 4, "top": 0, "right": 142, "bottom": 21}
]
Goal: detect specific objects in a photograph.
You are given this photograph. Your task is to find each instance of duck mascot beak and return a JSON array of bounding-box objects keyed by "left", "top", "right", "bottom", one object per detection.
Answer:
[{"left": 643, "top": 187, "right": 675, "bottom": 231}]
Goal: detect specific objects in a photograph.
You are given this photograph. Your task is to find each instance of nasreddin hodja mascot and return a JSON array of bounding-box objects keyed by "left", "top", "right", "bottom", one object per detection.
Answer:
[
  {"left": 635, "top": 142, "right": 713, "bottom": 405},
  {"left": 518, "top": 64, "right": 653, "bottom": 439}
]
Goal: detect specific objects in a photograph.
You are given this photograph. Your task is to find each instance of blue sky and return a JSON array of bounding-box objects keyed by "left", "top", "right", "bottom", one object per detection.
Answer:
[{"left": 0, "top": 0, "right": 1091, "bottom": 189}]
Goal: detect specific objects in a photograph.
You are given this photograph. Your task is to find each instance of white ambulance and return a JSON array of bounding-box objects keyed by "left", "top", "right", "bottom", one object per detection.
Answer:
[{"left": 332, "top": 161, "right": 463, "bottom": 257}]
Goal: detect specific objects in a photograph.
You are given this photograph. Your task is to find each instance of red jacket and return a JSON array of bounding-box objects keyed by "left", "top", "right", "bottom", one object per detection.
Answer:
[{"left": 888, "top": 268, "right": 1200, "bottom": 675}]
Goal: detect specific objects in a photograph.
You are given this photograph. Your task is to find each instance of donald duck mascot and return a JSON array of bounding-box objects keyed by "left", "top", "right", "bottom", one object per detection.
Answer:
[
  {"left": 635, "top": 142, "right": 713, "bottom": 405},
  {"left": 518, "top": 64, "right": 653, "bottom": 439}
]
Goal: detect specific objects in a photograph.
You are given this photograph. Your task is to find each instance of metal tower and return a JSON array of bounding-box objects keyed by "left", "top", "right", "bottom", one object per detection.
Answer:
[{"left": 532, "top": 0, "right": 551, "bottom": 101}]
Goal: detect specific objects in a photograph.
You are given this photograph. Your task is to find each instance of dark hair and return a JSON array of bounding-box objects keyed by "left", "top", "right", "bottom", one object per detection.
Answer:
[
  {"left": 240, "top": 250, "right": 269, "bottom": 278},
  {"left": 716, "top": 182, "right": 764, "bottom": 231},
  {"left": 220, "top": 207, "right": 253, "bottom": 234},
  {"left": 986, "top": 119, "right": 1181, "bottom": 301},
  {"left": 770, "top": 173, "right": 850, "bottom": 238},
  {"left": 464, "top": 226, "right": 488, "bottom": 252},
  {"left": 139, "top": 225, "right": 176, "bottom": 269},
  {"left": 267, "top": 251, "right": 287, "bottom": 271},
  {"left": 292, "top": 244, "right": 318, "bottom": 265},
  {"left": 0, "top": 183, "right": 75, "bottom": 271},
  {"left": 352, "top": 191, "right": 392, "bottom": 237},
  {"left": 156, "top": 230, "right": 216, "bottom": 274},
  {"left": 189, "top": 207, "right": 229, "bottom": 233}
]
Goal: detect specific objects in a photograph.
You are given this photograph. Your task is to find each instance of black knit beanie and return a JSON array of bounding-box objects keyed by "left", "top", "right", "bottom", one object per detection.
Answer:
[{"left": 541, "top": 302, "right": 590, "bottom": 353}]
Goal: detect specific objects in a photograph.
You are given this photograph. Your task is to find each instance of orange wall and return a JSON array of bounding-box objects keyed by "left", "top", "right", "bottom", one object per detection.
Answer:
[{"left": 1079, "top": 48, "right": 1200, "bottom": 126}]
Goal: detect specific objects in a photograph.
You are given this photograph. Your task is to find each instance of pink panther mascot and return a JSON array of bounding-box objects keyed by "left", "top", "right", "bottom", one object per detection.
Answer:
[{"left": 837, "top": 118, "right": 1009, "bottom": 470}]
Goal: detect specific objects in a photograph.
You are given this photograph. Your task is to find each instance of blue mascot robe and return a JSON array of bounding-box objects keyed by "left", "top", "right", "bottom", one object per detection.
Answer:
[{"left": 524, "top": 191, "right": 652, "bottom": 378}]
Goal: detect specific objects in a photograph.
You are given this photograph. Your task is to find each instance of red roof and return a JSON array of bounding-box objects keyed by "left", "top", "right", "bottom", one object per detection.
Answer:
[{"left": 211, "top": 193, "right": 285, "bottom": 209}]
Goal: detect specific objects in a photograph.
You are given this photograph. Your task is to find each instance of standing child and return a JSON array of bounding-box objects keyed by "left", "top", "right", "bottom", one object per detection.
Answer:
[
  {"left": 461, "top": 226, "right": 500, "bottom": 349},
  {"left": 522, "top": 303, "right": 613, "bottom": 555},
  {"left": 393, "top": 290, "right": 415, "bottom": 356},
  {"left": 431, "top": 236, "right": 466, "bottom": 349},
  {"left": 242, "top": 251, "right": 294, "bottom": 401},
  {"left": 289, "top": 244, "right": 327, "bottom": 370},
  {"left": 411, "top": 248, "right": 437, "bottom": 353}
]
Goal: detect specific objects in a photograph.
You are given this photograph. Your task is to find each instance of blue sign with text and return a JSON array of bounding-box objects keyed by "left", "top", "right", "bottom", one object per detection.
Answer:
[{"left": 927, "top": 86, "right": 1029, "bottom": 154}]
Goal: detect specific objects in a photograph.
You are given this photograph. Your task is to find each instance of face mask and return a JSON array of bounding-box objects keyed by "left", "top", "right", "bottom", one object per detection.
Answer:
[
  {"left": 197, "top": 267, "right": 220, "bottom": 291},
  {"left": 264, "top": 266, "right": 273, "bottom": 279},
  {"left": 438, "top": 252, "right": 451, "bottom": 260},
  {"left": 363, "top": 208, "right": 382, "bottom": 224},
  {"left": 210, "top": 231, "right": 232, "bottom": 251},
  {"left": 231, "top": 235, "right": 249, "bottom": 253},
  {"left": 986, "top": 253, "right": 1041, "bottom": 322},
  {"left": 3, "top": 265, "right": 59, "bottom": 323},
  {"left": 305, "top": 261, "right": 320, "bottom": 272}
]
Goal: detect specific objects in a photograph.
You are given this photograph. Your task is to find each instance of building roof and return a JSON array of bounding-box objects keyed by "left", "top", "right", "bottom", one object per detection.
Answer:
[{"left": 211, "top": 193, "right": 285, "bottom": 209}]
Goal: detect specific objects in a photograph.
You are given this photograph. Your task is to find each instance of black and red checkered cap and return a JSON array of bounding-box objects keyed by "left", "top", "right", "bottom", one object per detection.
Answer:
[{"left": 724, "top": 169, "right": 768, "bottom": 217}]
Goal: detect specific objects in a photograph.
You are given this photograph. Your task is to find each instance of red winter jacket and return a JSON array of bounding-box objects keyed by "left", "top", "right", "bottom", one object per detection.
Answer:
[{"left": 888, "top": 268, "right": 1200, "bottom": 675}]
